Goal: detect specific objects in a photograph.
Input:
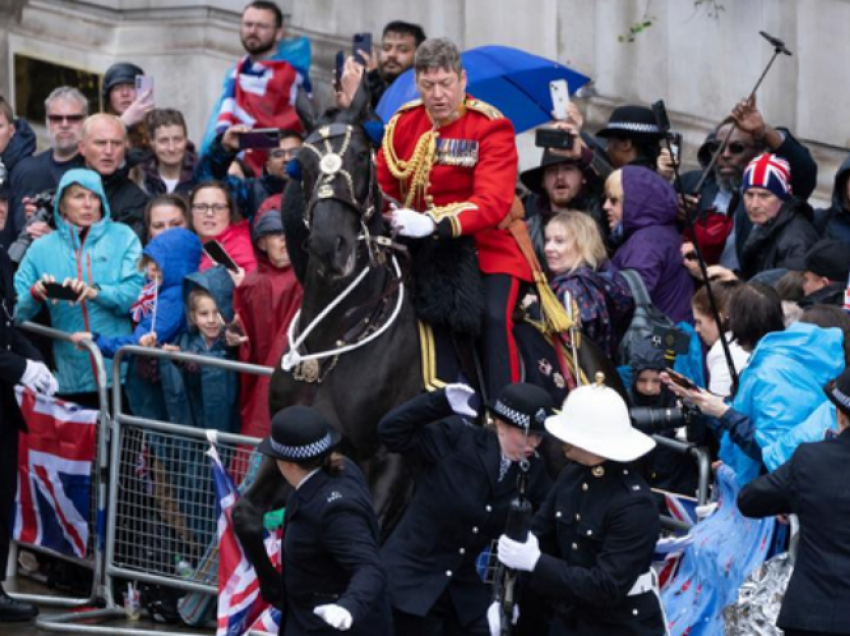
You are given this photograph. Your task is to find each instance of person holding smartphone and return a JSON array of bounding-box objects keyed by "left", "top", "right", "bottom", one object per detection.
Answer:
[{"left": 101, "top": 62, "right": 154, "bottom": 150}]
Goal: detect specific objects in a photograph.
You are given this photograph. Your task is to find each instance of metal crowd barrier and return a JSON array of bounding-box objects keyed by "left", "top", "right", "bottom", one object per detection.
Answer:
[
  {"left": 652, "top": 434, "right": 713, "bottom": 533},
  {"left": 35, "top": 343, "right": 272, "bottom": 636},
  {"left": 9, "top": 322, "right": 111, "bottom": 610}
]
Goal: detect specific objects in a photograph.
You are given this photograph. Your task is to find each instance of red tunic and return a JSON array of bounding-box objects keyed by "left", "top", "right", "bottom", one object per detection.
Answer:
[{"left": 376, "top": 97, "right": 532, "bottom": 282}]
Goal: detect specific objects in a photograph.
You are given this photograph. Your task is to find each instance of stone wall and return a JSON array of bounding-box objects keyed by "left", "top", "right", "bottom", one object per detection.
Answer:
[{"left": 2, "top": 0, "right": 847, "bottom": 203}]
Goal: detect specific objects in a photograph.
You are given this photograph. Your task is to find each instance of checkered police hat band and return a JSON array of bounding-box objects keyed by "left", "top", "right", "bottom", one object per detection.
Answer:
[
  {"left": 833, "top": 386, "right": 850, "bottom": 410},
  {"left": 494, "top": 400, "right": 530, "bottom": 429},
  {"left": 269, "top": 432, "right": 334, "bottom": 460},
  {"left": 605, "top": 122, "right": 661, "bottom": 134}
]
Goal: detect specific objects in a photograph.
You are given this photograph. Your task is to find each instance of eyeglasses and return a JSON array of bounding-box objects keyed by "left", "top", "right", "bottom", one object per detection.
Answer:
[
  {"left": 47, "top": 114, "right": 86, "bottom": 124},
  {"left": 705, "top": 140, "right": 753, "bottom": 156},
  {"left": 269, "top": 148, "right": 300, "bottom": 160},
  {"left": 191, "top": 203, "right": 229, "bottom": 215}
]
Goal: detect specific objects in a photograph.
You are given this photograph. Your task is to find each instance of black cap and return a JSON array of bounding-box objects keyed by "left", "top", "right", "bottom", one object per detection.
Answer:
[
  {"left": 102, "top": 62, "right": 145, "bottom": 102},
  {"left": 804, "top": 239, "right": 850, "bottom": 283},
  {"left": 488, "top": 383, "right": 555, "bottom": 434},
  {"left": 519, "top": 148, "right": 583, "bottom": 195},
  {"left": 596, "top": 105, "right": 664, "bottom": 143},
  {"left": 252, "top": 209, "right": 284, "bottom": 243},
  {"left": 259, "top": 406, "right": 341, "bottom": 463},
  {"left": 825, "top": 368, "right": 850, "bottom": 418}
]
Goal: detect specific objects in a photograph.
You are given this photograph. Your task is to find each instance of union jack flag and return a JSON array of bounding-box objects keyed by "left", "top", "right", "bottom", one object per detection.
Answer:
[
  {"left": 14, "top": 387, "right": 97, "bottom": 559},
  {"left": 210, "top": 444, "right": 282, "bottom": 636},
  {"left": 743, "top": 152, "right": 792, "bottom": 196},
  {"left": 130, "top": 279, "right": 159, "bottom": 325}
]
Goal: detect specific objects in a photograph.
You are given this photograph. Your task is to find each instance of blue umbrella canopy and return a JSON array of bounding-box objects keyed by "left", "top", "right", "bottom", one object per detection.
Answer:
[{"left": 376, "top": 45, "right": 591, "bottom": 134}]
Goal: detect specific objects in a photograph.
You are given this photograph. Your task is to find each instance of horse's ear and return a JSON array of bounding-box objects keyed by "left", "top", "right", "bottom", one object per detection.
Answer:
[
  {"left": 339, "top": 73, "right": 371, "bottom": 125},
  {"left": 295, "top": 86, "right": 318, "bottom": 133}
]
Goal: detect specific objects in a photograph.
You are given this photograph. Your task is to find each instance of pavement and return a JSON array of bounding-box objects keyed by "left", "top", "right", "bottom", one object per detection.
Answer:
[{"left": 4, "top": 576, "right": 211, "bottom": 636}]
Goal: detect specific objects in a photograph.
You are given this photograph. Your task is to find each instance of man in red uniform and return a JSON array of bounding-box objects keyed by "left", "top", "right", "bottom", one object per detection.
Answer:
[{"left": 376, "top": 37, "right": 532, "bottom": 402}]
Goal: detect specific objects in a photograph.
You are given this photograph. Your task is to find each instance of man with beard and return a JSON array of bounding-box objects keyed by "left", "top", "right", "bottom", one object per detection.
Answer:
[
  {"left": 680, "top": 95, "right": 817, "bottom": 272},
  {"left": 336, "top": 21, "right": 426, "bottom": 111},
  {"left": 7, "top": 87, "right": 88, "bottom": 248}
]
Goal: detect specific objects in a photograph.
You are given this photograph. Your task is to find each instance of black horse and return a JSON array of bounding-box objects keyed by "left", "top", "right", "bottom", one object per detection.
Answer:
[{"left": 232, "top": 84, "right": 624, "bottom": 603}]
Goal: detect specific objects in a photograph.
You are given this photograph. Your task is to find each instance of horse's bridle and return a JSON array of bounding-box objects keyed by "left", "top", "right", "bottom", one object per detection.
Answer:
[{"left": 301, "top": 123, "right": 376, "bottom": 229}]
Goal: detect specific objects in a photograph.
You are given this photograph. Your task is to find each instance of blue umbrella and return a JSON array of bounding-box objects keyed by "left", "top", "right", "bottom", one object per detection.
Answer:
[{"left": 375, "top": 45, "right": 591, "bottom": 134}]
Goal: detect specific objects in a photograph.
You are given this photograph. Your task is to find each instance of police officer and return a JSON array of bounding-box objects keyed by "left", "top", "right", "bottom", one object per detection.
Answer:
[
  {"left": 378, "top": 382, "right": 554, "bottom": 635},
  {"left": 496, "top": 376, "right": 665, "bottom": 636},
  {"left": 0, "top": 180, "right": 58, "bottom": 623},
  {"left": 258, "top": 406, "right": 390, "bottom": 636}
]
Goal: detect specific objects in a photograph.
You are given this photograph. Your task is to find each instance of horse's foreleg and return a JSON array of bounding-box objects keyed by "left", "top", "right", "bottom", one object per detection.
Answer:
[{"left": 233, "top": 455, "right": 291, "bottom": 606}]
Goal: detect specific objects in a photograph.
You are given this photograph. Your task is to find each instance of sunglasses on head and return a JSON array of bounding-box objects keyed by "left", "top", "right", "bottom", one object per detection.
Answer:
[{"left": 706, "top": 140, "right": 752, "bottom": 156}]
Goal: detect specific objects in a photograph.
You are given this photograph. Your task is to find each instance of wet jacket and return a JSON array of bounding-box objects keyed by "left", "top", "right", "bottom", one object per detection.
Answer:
[
  {"left": 610, "top": 166, "right": 694, "bottom": 324},
  {"left": 139, "top": 144, "right": 199, "bottom": 197},
  {"left": 101, "top": 164, "right": 150, "bottom": 238},
  {"left": 14, "top": 168, "right": 144, "bottom": 394},
  {"left": 739, "top": 198, "right": 819, "bottom": 280},
  {"left": 95, "top": 228, "right": 202, "bottom": 357},
  {"left": 814, "top": 153, "right": 850, "bottom": 246}
]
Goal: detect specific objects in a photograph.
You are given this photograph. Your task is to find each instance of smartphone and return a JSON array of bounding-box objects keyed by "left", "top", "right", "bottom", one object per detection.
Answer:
[
  {"left": 669, "top": 132, "right": 683, "bottom": 163},
  {"left": 535, "top": 127, "right": 574, "bottom": 150},
  {"left": 238, "top": 128, "right": 281, "bottom": 150},
  {"left": 135, "top": 75, "right": 154, "bottom": 102},
  {"left": 665, "top": 368, "right": 698, "bottom": 391},
  {"left": 44, "top": 282, "right": 79, "bottom": 301},
  {"left": 335, "top": 50, "right": 345, "bottom": 86},
  {"left": 226, "top": 320, "right": 244, "bottom": 337},
  {"left": 203, "top": 240, "right": 240, "bottom": 272},
  {"left": 549, "top": 79, "right": 570, "bottom": 121},
  {"left": 353, "top": 33, "right": 372, "bottom": 65}
]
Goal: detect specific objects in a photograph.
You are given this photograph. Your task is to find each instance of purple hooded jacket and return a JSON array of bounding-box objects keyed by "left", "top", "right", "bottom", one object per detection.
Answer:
[{"left": 610, "top": 167, "right": 694, "bottom": 324}]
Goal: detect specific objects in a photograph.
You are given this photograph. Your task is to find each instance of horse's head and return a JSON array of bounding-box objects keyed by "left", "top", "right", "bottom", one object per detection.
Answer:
[{"left": 296, "top": 83, "right": 381, "bottom": 281}]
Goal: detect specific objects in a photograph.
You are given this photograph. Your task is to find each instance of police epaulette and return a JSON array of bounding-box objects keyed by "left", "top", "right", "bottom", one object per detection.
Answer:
[{"left": 464, "top": 98, "right": 504, "bottom": 120}]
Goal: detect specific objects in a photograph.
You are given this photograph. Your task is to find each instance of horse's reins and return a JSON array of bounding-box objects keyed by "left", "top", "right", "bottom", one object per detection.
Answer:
[{"left": 281, "top": 123, "right": 406, "bottom": 378}]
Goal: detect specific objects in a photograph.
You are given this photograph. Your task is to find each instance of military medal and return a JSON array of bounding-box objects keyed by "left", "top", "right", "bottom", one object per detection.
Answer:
[{"left": 435, "top": 138, "right": 479, "bottom": 167}]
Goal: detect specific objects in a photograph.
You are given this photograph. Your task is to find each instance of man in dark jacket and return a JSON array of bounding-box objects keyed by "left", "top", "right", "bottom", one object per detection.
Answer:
[
  {"left": 362, "top": 21, "right": 426, "bottom": 110},
  {"left": 680, "top": 96, "right": 818, "bottom": 270},
  {"left": 9, "top": 87, "right": 88, "bottom": 249},
  {"left": 738, "top": 153, "right": 819, "bottom": 281},
  {"left": 799, "top": 240, "right": 850, "bottom": 308},
  {"left": 378, "top": 383, "right": 553, "bottom": 635},
  {"left": 0, "top": 97, "right": 36, "bottom": 249},
  {"left": 0, "top": 183, "right": 58, "bottom": 622},
  {"left": 814, "top": 154, "right": 850, "bottom": 245},
  {"left": 738, "top": 367, "right": 850, "bottom": 636},
  {"left": 79, "top": 114, "right": 149, "bottom": 237},
  {"left": 197, "top": 124, "right": 302, "bottom": 222}
]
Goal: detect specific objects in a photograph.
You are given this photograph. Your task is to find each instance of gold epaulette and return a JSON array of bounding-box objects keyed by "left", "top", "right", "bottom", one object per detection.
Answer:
[
  {"left": 464, "top": 97, "right": 504, "bottom": 120},
  {"left": 397, "top": 98, "right": 424, "bottom": 113}
]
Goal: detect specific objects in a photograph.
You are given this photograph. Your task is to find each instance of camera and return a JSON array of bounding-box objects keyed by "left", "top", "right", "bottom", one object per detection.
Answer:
[
  {"left": 8, "top": 189, "right": 56, "bottom": 264},
  {"left": 535, "top": 127, "right": 574, "bottom": 151},
  {"left": 630, "top": 402, "right": 698, "bottom": 434}
]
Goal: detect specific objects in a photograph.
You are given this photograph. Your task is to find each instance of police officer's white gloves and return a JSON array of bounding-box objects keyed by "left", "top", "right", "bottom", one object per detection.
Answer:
[
  {"left": 21, "top": 360, "right": 58, "bottom": 397},
  {"left": 497, "top": 532, "right": 541, "bottom": 572},
  {"left": 486, "top": 601, "right": 519, "bottom": 636},
  {"left": 445, "top": 383, "right": 478, "bottom": 418},
  {"left": 313, "top": 604, "right": 353, "bottom": 631},
  {"left": 390, "top": 207, "right": 436, "bottom": 238}
]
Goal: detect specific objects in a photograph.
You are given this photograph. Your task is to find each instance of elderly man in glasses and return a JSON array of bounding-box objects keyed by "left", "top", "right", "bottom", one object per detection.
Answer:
[
  {"left": 678, "top": 95, "right": 817, "bottom": 273},
  {"left": 6, "top": 87, "right": 89, "bottom": 248}
]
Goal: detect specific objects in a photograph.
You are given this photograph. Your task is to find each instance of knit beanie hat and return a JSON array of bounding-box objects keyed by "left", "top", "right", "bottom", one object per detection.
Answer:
[{"left": 741, "top": 153, "right": 792, "bottom": 201}]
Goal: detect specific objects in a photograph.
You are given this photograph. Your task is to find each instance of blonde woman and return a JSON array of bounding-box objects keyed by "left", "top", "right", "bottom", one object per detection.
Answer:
[{"left": 544, "top": 211, "right": 634, "bottom": 358}]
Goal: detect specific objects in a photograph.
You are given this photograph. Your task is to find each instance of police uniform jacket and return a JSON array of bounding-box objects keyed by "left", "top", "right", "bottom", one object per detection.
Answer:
[
  {"left": 376, "top": 96, "right": 533, "bottom": 283},
  {"left": 738, "top": 429, "right": 850, "bottom": 635},
  {"left": 281, "top": 457, "right": 390, "bottom": 636},
  {"left": 529, "top": 461, "right": 664, "bottom": 636},
  {"left": 378, "top": 390, "right": 551, "bottom": 624}
]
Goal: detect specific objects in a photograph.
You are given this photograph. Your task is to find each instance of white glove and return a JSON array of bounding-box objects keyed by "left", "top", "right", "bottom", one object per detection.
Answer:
[
  {"left": 487, "top": 601, "right": 519, "bottom": 636},
  {"left": 21, "top": 360, "right": 58, "bottom": 396},
  {"left": 497, "top": 532, "right": 541, "bottom": 573},
  {"left": 445, "top": 383, "right": 478, "bottom": 418},
  {"left": 390, "top": 207, "right": 436, "bottom": 238},
  {"left": 313, "top": 604, "right": 353, "bottom": 631}
]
